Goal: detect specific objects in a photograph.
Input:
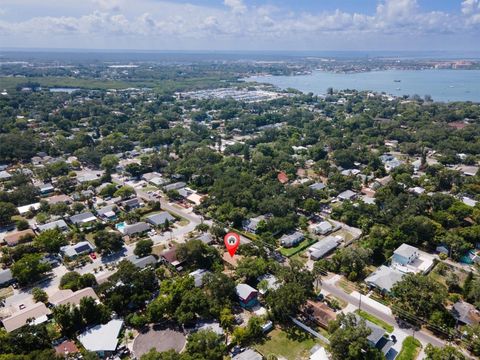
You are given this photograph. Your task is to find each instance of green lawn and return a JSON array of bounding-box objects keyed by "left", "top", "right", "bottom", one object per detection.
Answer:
[
  {"left": 279, "top": 238, "right": 317, "bottom": 257},
  {"left": 397, "top": 336, "right": 422, "bottom": 360},
  {"left": 355, "top": 309, "right": 394, "bottom": 333},
  {"left": 254, "top": 328, "right": 320, "bottom": 360}
]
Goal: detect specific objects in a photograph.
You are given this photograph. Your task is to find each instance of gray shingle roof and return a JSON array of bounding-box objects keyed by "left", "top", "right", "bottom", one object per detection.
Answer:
[
  {"left": 0, "top": 269, "right": 13, "bottom": 285},
  {"left": 365, "top": 265, "right": 404, "bottom": 293},
  {"left": 146, "top": 212, "right": 175, "bottom": 226},
  {"left": 123, "top": 222, "right": 150, "bottom": 236},
  {"left": 37, "top": 219, "right": 69, "bottom": 232}
]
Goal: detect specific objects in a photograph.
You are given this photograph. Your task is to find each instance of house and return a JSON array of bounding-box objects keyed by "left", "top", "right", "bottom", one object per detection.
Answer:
[
  {"left": 164, "top": 182, "right": 187, "bottom": 192},
  {"left": 96, "top": 204, "right": 118, "bottom": 221},
  {"left": 0, "top": 269, "right": 13, "bottom": 287},
  {"left": 38, "top": 183, "right": 55, "bottom": 195},
  {"left": 69, "top": 212, "right": 97, "bottom": 226},
  {"left": 257, "top": 274, "right": 280, "bottom": 295},
  {"left": 235, "top": 283, "right": 258, "bottom": 308},
  {"left": 54, "top": 340, "right": 80, "bottom": 358},
  {"left": 243, "top": 215, "right": 267, "bottom": 233},
  {"left": 393, "top": 244, "right": 419, "bottom": 266},
  {"left": 451, "top": 301, "right": 480, "bottom": 326},
  {"left": 49, "top": 287, "right": 99, "bottom": 307},
  {"left": 280, "top": 231, "right": 304, "bottom": 248},
  {"left": 196, "top": 232, "right": 214, "bottom": 245},
  {"left": 308, "top": 236, "right": 341, "bottom": 260},
  {"left": 1, "top": 302, "right": 51, "bottom": 332},
  {"left": 161, "top": 247, "right": 184, "bottom": 271},
  {"left": 365, "top": 265, "right": 404, "bottom": 293},
  {"left": 189, "top": 269, "right": 210, "bottom": 287},
  {"left": 302, "top": 300, "right": 336, "bottom": 329},
  {"left": 3, "top": 229, "right": 36, "bottom": 247},
  {"left": 37, "top": 219, "right": 69, "bottom": 233},
  {"left": 362, "top": 318, "right": 394, "bottom": 356},
  {"left": 60, "top": 241, "right": 95, "bottom": 258},
  {"left": 380, "top": 154, "right": 402, "bottom": 172},
  {"left": 146, "top": 211, "right": 175, "bottom": 227},
  {"left": 309, "top": 221, "right": 333, "bottom": 235},
  {"left": 277, "top": 171, "right": 289, "bottom": 184},
  {"left": 0, "top": 170, "right": 12, "bottom": 181},
  {"left": 337, "top": 190, "right": 356, "bottom": 201},
  {"left": 462, "top": 196, "right": 478, "bottom": 207},
  {"left": 121, "top": 222, "right": 150, "bottom": 236},
  {"left": 17, "top": 202, "right": 41, "bottom": 215},
  {"left": 78, "top": 319, "right": 124, "bottom": 357},
  {"left": 436, "top": 245, "right": 449, "bottom": 255},
  {"left": 121, "top": 197, "right": 143, "bottom": 210},
  {"left": 309, "top": 182, "right": 326, "bottom": 191},
  {"left": 310, "top": 345, "right": 329, "bottom": 360},
  {"left": 232, "top": 348, "right": 263, "bottom": 360},
  {"left": 125, "top": 254, "right": 157, "bottom": 269}
]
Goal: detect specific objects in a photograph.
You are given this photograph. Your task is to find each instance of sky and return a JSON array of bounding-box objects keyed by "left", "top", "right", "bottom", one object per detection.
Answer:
[{"left": 0, "top": 0, "right": 479, "bottom": 51}]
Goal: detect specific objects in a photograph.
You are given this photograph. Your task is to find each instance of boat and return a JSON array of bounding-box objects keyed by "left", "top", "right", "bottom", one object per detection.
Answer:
[{"left": 394, "top": 80, "right": 401, "bottom": 82}]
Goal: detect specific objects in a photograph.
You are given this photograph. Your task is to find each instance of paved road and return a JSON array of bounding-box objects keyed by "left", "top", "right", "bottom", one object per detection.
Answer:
[{"left": 321, "top": 282, "right": 445, "bottom": 349}]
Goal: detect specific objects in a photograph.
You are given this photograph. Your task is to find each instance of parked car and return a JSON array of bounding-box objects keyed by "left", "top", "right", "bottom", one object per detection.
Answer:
[{"left": 89, "top": 252, "right": 97, "bottom": 260}]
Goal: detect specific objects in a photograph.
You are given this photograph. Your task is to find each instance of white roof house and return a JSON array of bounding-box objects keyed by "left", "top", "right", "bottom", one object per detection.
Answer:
[
  {"left": 37, "top": 219, "right": 69, "bottom": 232},
  {"left": 78, "top": 319, "right": 124, "bottom": 353},
  {"left": 337, "top": 190, "right": 356, "bottom": 201},
  {"left": 17, "top": 202, "right": 41, "bottom": 215}
]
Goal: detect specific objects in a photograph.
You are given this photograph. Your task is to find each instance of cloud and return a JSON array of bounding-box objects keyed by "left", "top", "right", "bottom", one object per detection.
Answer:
[
  {"left": 0, "top": 0, "right": 478, "bottom": 50},
  {"left": 224, "top": 0, "right": 247, "bottom": 14}
]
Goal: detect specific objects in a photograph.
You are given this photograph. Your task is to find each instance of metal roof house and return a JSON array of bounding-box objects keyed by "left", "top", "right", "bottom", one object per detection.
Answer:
[
  {"left": 235, "top": 283, "right": 258, "bottom": 308},
  {"left": 451, "top": 301, "right": 480, "bottom": 327},
  {"left": 78, "top": 319, "right": 124, "bottom": 357}
]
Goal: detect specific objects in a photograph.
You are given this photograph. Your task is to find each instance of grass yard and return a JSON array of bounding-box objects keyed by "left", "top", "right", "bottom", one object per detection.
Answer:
[
  {"left": 152, "top": 244, "right": 167, "bottom": 256},
  {"left": 396, "top": 336, "right": 422, "bottom": 360},
  {"left": 279, "top": 238, "right": 317, "bottom": 257},
  {"left": 355, "top": 309, "right": 394, "bottom": 333},
  {"left": 254, "top": 328, "right": 319, "bottom": 360},
  {"left": 0, "top": 286, "right": 14, "bottom": 300}
]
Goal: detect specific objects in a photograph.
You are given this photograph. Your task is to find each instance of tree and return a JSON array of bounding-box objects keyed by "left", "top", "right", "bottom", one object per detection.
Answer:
[
  {"left": 232, "top": 316, "right": 264, "bottom": 346},
  {"left": 101, "top": 154, "right": 119, "bottom": 174},
  {"left": 465, "top": 325, "right": 480, "bottom": 357},
  {"left": 60, "top": 271, "right": 97, "bottom": 291},
  {"left": 185, "top": 330, "right": 226, "bottom": 360},
  {"left": 424, "top": 344, "right": 465, "bottom": 360},
  {"left": 34, "top": 228, "right": 67, "bottom": 253},
  {"left": 114, "top": 186, "right": 135, "bottom": 200},
  {"left": 266, "top": 282, "right": 309, "bottom": 322},
  {"left": 32, "top": 287, "right": 48, "bottom": 303},
  {"left": 11, "top": 253, "right": 51, "bottom": 285},
  {"left": 236, "top": 257, "right": 269, "bottom": 284},
  {"left": 322, "top": 247, "right": 372, "bottom": 281},
  {"left": 203, "top": 272, "right": 237, "bottom": 307},
  {"left": 328, "top": 313, "right": 385, "bottom": 360},
  {"left": 391, "top": 273, "right": 447, "bottom": 321},
  {"left": 134, "top": 239, "right": 154, "bottom": 258},
  {"left": 0, "top": 202, "right": 17, "bottom": 226},
  {"left": 140, "top": 349, "right": 181, "bottom": 360},
  {"left": 93, "top": 230, "right": 124, "bottom": 255},
  {"left": 177, "top": 239, "right": 221, "bottom": 270}
]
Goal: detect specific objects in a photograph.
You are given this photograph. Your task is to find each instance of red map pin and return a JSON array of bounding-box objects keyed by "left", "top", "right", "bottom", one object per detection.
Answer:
[{"left": 224, "top": 232, "right": 240, "bottom": 257}]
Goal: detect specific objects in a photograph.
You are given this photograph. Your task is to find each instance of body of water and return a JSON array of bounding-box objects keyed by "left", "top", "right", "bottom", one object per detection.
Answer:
[
  {"left": 49, "top": 87, "right": 81, "bottom": 93},
  {"left": 248, "top": 69, "right": 480, "bottom": 102}
]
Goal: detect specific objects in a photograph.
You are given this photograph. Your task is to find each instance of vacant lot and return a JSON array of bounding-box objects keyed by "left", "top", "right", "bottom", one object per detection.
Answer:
[
  {"left": 133, "top": 326, "right": 186, "bottom": 358},
  {"left": 254, "top": 327, "right": 319, "bottom": 360}
]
